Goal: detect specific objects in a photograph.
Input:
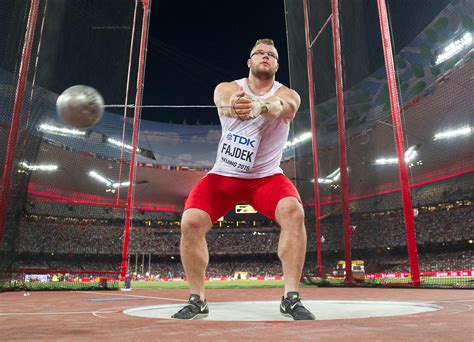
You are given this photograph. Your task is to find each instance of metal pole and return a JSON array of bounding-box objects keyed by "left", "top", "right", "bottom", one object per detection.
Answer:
[
  {"left": 0, "top": 0, "right": 40, "bottom": 242},
  {"left": 134, "top": 252, "right": 138, "bottom": 274},
  {"left": 116, "top": 0, "right": 139, "bottom": 206},
  {"left": 303, "top": 0, "right": 324, "bottom": 277},
  {"left": 120, "top": 0, "right": 151, "bottom": 278},
  {"left": 377, "top": 0, "right": 420, "bottom": 287},
  {"left": 331, "top": 0, "right": 352, "bottom": 284},
  {"left": 148, "top": 252, "right": 151, "bottom": 274}
]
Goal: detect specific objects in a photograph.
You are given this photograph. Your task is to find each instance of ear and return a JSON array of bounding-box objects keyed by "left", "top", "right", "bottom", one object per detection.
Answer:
[{"left": 247, "top": 58, "right": 252, "bottom": 68}]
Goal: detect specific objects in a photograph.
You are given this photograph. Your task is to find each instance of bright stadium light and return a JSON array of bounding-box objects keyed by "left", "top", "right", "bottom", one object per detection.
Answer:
[
  {"left": 39, "top": 123, "right": 86, "bottom": 136},
  {"left": 316, "top": 168, "right": 343, "bottom": 184},
  {"left": 89, "top": 171, "right": 136, "bottom": 191},
  {"left": 88, "top": 171, "right": 112, "bottom": 186},
  {"left": 436, "top": 31, "right": 473, "bottom": 65},
  {"left": 108, "top": 137, "right": 141, "bottom": 152},
  {"left": 375, "top": 145, "right": 418, "bottom": 165},
  {"left": 327, "top": 167, "right": 341, "bottom": 181},
  {"left": 374, "top": 157, "right": 399, "bottom": 165},
  {"left": 404, "top": 145, "right": 418, "bottom": 162},
  {"left": 19, "top": 162, "right": 58, "bottom": 171},
  {"left": 285, "top": 131, "right": 312, "bottom": 149},
  {"left": 433, "top": 126, "right": 472, "bottom": 140},
  {"left": 112, "top": 181, "right": 130, "bottom": 188}
]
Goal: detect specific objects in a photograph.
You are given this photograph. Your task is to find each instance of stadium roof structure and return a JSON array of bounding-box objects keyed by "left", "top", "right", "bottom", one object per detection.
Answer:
[{"left": 4, "top": 1, "right": 472, "bottom": 214}]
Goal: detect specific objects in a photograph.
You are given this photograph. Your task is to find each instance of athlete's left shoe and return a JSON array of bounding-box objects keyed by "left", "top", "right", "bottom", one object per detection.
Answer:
[
  {"left": 171, "top": 294, "right": 209, "bottom": 320},
  {"left": 280, "top": 291, "right": 315, "bottom": 320}
]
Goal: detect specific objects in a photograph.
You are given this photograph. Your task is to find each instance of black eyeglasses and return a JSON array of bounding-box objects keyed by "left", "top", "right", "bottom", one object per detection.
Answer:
[{"left": 250, "top": 50, "right": 278, "bottom": 61}]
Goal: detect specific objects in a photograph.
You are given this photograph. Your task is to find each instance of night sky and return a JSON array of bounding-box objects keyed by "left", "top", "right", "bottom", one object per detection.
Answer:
[
  {"left": 141, "top": 0, "right": 450, "bottom": 125},
  {"left": 142, "top": 0, "right": 288, "bottom": 124}
]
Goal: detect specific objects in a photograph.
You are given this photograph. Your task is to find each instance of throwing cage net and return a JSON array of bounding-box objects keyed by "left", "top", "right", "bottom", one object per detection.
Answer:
[
  {"left": 0, "top": 0, "right": 151, "bottom": 291},
  {"left": 285, "top": 0, "right": 473, "bottom": 288}
]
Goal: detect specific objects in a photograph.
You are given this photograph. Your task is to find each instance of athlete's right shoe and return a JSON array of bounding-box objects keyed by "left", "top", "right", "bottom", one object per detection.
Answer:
[{"left": 171, "top": 294, "right": 209, "bottom": 320}]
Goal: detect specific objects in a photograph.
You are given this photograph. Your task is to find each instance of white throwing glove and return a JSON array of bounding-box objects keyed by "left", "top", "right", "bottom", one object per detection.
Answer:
[{"left": 249, "top": 99, "right": 269, "bottom": 119}]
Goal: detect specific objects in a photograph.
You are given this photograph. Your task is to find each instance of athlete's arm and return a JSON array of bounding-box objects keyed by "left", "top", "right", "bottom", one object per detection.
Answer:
[
  {"left": 214, "top": 82, "right": 253, "bottom": 120},
  {"left": 260, "top": 86, "right": 301, "bottom": 123}
]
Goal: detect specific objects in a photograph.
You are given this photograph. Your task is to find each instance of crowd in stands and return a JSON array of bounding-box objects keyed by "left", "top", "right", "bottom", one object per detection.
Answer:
[
  {"left": 312, "top": 205, "right": 473, "bottom": 251},
  {"left": 15, "top": 218, "right": 124, "bottom": 254},
  {"left": 8, "top": 202, "right": 473, "bottom": 277},
  {"left": 342, "top": 250, "right": 472, "bottom": 274},
  {"left": 11, "top": 249, "right": 471, "bottom": 280},
  {"left": 25, "top": 201, "right": 180, "bottom": 221},
  {"left": 15, "top": 216, "right": 280, "bottom": 255},
  {"left": 12, "top": 259, "right": 118, "bottom": 273},
  {"left": 130, "top": 229, "right": 280, "bottom": 255}
]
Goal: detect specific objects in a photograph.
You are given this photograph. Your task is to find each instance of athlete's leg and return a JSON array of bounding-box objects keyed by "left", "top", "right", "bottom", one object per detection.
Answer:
[
  {"left": 179, "top": 174, "right": 240, "bottom": 300},
  {"left": 180, "top": 208, "right": 213, "bottom": 299},
  {"left": 274, "top": 197, "right": 306, "bottom": 296},
  {"left": 248, "top": 174, "right": 306, "bottom": 296}
]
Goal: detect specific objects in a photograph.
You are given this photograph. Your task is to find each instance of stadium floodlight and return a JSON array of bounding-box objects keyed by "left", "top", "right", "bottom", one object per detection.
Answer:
[
  {"left": 285, "top": 131, "right": 312, "bottom": 149},
  {"left": 112, "top": 181, "right": 130, "bottom": 188},
  {"left": 19, "top": 162, "right": 58, "bottom": 171},
  {"left": 375, "top": 145, "right": 418, "bottom": 165},
  {"left": 374, "top": 157, "right": 398, "bottom": 165},
  {"left": 89, "top": 171, "right": 141, "bottom": 192},
  {"left": 327, "top": 167, "right": 341, "bottom": 181},
  {"left": 88, "top": 170, "right": 112, "bottom": 187},
  {"left": 316, "top": 168, "right": 343, "bottom": 184},
  {"left": 39, "top": 123, "right": 86, "bottom": 136},
  {"left": 433, "top": 126, "right": 472, "bottom": 140},
  {"left": 435, "top": 31, "right": 473, "bottom": 65},
  {"left": 107, "top": 137, "right": 141, "bottom": 152},
  {"left": 404, "top": 145, "right": 418, "bottom": 162}
]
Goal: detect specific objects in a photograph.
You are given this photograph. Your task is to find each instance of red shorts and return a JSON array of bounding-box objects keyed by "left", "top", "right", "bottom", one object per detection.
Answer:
[{"left": 184, "top": 173, "right": 302, "bottom": 223}]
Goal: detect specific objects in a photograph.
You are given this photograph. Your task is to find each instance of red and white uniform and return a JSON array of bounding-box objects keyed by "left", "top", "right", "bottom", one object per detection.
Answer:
[
  {"left": 185, "top": 78, "right": 301, "bottom": 222},
  {"left": 209, "top": 78, "right": 288, "bottom": 178}
]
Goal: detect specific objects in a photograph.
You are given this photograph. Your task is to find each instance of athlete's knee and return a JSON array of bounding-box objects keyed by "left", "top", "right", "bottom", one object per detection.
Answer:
[
  {"left": 276, "top": 197, "right": 305, "bottom": 226},
  {"left": 180, "top": 209, "right": 212, "bottom": 237}
]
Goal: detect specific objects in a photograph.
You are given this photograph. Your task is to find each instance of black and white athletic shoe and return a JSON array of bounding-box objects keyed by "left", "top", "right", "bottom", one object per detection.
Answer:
[
  {"left": 280, "top": 292, "right": 315, "bottom": 320},
  {"left": 171, "top": 294, "right": 209, "bottom": 320}
]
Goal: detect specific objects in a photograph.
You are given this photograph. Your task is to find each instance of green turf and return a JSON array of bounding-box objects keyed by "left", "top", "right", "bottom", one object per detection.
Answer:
[{"left": 127, "top": 277, "right": 473, "bottom": 289}]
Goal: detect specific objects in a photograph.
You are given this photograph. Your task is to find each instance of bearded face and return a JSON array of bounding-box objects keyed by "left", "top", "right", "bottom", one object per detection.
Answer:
[
  {"left": 248, "top": 44, "right": 279, "bottom": 80},
  {"left": 250, "top": 63, "right": 277, "bottom": 80}
]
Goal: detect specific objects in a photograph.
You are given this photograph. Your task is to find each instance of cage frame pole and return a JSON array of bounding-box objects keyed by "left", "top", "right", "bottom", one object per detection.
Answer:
[
  {"left": 377, "top": 0, "right": 420, "bottom": 287},
  {"left": 120, "top": 0, "right": 152, "bottom": 279},
  {"left": 330, "top": 0, "right": 353, "bottom": 284},
  {"left": 116, "top": 0, "right": 140, "bottom": 206},
  {"left": 303, "top": 0, "right": 324, "bottom": 277},
  {"left": 25, "top": 0, "right": 48, "bottom": 131},
  {"left": 310, "top": 14, "right": 333, "bottom": 49},
  {"left": 0, "top": 0, "right": 40, "bottom": 242}
]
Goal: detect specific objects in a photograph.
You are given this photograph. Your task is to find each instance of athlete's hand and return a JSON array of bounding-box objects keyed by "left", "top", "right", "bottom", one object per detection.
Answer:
[
  {"left": 249, "top": 98, "right": 269, "bottom": 119},
  {"left": 229, "top": 87, "right": 253, "bottom": 121}
]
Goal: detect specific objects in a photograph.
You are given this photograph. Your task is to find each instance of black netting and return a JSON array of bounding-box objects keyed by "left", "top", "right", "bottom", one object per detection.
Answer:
[
  {"left": 0, "top": 0, "right": 149, "bottom": 290},
  {"left": 285, "top": 0, "right": 473, "bottom": 288}
]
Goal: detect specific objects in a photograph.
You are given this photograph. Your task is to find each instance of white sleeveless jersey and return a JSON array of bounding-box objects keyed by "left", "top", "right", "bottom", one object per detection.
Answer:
[{"left": 209, "top": 78, "right": 289, "bottom": 179}]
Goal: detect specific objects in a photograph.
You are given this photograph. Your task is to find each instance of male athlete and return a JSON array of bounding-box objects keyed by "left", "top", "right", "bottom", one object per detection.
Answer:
[{"left": 172, "top": 39, "right": 315, "bottom": 320}]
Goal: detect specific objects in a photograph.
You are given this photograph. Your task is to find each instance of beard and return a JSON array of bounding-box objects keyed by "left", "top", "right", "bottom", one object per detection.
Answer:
[{"left": 250, "top": 64, "right": 276, "bottom": 80}]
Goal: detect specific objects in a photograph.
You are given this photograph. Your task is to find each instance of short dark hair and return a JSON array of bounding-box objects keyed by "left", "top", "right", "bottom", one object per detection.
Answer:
[{"left": 250, "top": 38, "right": 279, "bottom": 59}]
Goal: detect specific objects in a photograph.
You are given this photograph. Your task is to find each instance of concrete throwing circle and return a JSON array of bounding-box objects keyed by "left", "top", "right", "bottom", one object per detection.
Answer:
[{"left": 123, "top": 300, "right": 442, "bottom": 321}]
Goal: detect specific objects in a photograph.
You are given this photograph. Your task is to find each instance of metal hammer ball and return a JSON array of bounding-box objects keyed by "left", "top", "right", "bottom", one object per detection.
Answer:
[{"left": 56, "top": 85, "right": 104, "bottom": 129}]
